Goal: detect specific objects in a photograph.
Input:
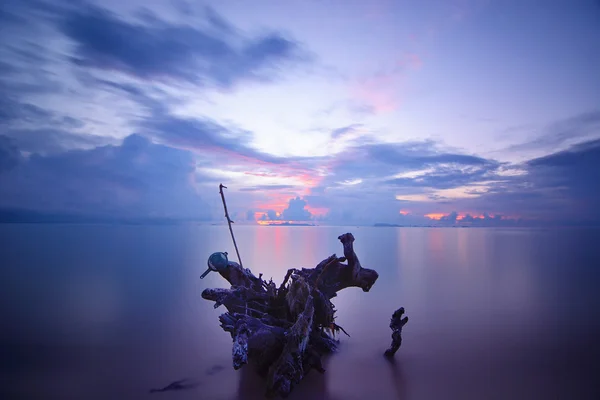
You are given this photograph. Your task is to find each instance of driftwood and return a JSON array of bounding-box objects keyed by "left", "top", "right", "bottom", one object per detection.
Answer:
[
  {"left": 201, "top": 232, "right": 379, "bottom": 398},
  {"left": 384, "top": 307, "right": 409, "bottom": 358}
]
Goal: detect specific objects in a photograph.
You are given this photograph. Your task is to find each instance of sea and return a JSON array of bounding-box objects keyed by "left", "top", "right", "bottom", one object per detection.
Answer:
[{"left": 1, "top": 225, "right": 599, "bottom": 399}]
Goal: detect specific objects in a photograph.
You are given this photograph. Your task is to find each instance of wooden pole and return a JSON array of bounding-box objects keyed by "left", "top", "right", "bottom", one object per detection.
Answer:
[{"left": 219, "top": 184, "right": 243, "bottom": 269}]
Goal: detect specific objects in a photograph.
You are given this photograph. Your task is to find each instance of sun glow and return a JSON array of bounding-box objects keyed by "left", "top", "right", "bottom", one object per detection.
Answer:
[{"left": 425, "top": 213, "right": 445, "bottom": 220}]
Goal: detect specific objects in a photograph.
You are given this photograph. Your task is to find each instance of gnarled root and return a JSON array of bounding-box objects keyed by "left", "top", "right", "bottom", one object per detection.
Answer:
[{"left": 202, "top": 233, "right": 379, "bottom": 398}]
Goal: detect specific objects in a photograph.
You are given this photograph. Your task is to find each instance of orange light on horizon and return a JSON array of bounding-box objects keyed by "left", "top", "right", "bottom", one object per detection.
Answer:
[
  {"left": 425, "top": 213, "right": 445, "bottom": 220},
  {"left": 399, "top": 210, "right": 409, "bottom": 215},
  {"left": 456, "top": 213, "right": 486, "bottom": 220},
  {"left": 256, "top": 220, "right": 314, "bottom": 226},
  {"left": 424, "top": 212, "right": 521, "bottom": 221}
]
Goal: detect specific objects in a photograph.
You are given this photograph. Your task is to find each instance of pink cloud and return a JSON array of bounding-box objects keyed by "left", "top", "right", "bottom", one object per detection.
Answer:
[{"left": 350, "top": 52, "right": 423, "bottom": 114}]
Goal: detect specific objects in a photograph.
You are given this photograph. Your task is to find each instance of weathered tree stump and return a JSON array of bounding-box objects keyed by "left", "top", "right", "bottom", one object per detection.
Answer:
[
  {"left": 384, "top": 307, "right": 409, "bottom": 358},
  {"left": 201, "top": 233, "right": 379, "bottom": 398}
]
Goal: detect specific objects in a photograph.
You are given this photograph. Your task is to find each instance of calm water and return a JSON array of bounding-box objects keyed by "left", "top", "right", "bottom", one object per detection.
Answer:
[{"left": 1, "top": 225, "right": 599, "bottom": 400}]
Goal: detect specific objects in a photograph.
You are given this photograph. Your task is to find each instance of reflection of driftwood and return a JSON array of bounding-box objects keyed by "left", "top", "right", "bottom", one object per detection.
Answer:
[
  {"left": 384, "top": 307, "right": 409, "bottom": 358},
  {"left": 149, "top": 379, "right": 198, "bottom": 393},
  {"left": 201, "top": 233, "right": 379, "bottom": 398}
]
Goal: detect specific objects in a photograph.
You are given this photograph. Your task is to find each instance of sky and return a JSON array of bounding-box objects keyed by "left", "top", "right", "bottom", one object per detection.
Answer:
[{"left": 0, "top": 0, "right": 599, "bottom": 226}]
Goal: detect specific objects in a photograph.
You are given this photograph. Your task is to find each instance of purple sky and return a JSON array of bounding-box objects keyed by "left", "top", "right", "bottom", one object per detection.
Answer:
[{"left": 0, "top": 0, "right": 599, "bottom": 225}]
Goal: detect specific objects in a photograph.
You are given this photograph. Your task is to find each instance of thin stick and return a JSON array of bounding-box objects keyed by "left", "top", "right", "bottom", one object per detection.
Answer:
[{"left": 219, "top": 184, "right": 243, "bottom": 269}]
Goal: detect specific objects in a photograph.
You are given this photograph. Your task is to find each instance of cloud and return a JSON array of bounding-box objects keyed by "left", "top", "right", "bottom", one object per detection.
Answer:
[
  {"left": 299, "top": 135, "right": 597, "bottom": 226},
  {"left": 0, "top": 136, "right": 21, "bottom": 172},
  {"left": 96, "top": 79, "right": 327, "bottom": 175},
  {"left": 303, "top": 112, "right": 599, "bottom": 226},
  {"left": 254, "top": 196, "right": 313, "bottom": 222},
  {"left": 4, "top": 128, "right": 111, "bottom": 155},
  {"left": 453, "top": 138, "right": 600, "bottom": 223},
  {"left": 0, "top": 92, "right": 53, "bottom": 124},
  {"left": 282, "top": 197, "right": 312, "bottom": 221},
  {"left": 321, "top": 139, "right": 500, "bottom": 190},
  {"left": 439, "top": 211, "right": 458, "bottom": 223},
  {"left": 384, "top": 164, "right": 497, "bottom": 190},
  {"left": 504, "top": 110, "right": 600, "bottom": 153},
  {"left": 142, "top": 112, "right": 288, "bottom": 165},
  {"left": 0, "top": 82, "right": 115, "bottom": 154},
  {"left": 350, "top": 52, "right": 423, "bottom": 114},
  {"left": 267, "top": 210, "right": 279, "bottom": 220},
  {"left": 0, "top": 0, "right": 324, "bottom": 202},
  {"left": 279, "top": 138, "right": 512, "bottom": 225},
  {"left": 1, "top": 1, "right": 597, "bottom": 227},
  {"left": 58, "top": 3, "right": 308, "bottom": 87},
  {"left": 527, "top": 138, "right": 600, "bottom": 218},
  {"left": 331, "top": 124, "right": 363, "bottom": 140},
  {"left": 239, "top": 185, "right": 298, "bottom": 192},
  {"left": 366, "top": 142, "right": 491, "bottom": 167},
  {"left": 0, "top": 134, "right": 212, "bottom": 219}
]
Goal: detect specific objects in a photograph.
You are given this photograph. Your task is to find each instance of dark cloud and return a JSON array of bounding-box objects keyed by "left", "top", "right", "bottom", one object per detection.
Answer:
[
  {"left": 1, "top": 0, "right": 597, "bottom": 227},
  {"left": 308, "top": 136, "right": 598, "bottom": 226},
  {"left": 0, "top": 92, "right": 53, "bottom": 124},
  {"left": 97, "top": 79, "right": 325, "bottom": 170},
  {"left": 0, "top": 134, "right": 212, "bottom": 219},
  {"left": 439, "top": 211, "right": 458, "bottom": 223},
  {"left": 527, "top": 138, "right": 600, "bottom": 218},
  {"left": 59, "top": 4, "right": 308, "bottom": 87},
  {"left": 0, "top": 0, "right": 321, "bottom": 183},
  {"left": 3, "top": 128, "right": 111, "bottom": 155},
  {"left": 0, "top": 136, "right": 21, "bottom": 172},
  {"left": 384, "top": 163, "right": 497, "bottom": 189},
  {"left": 267, "top": 210, "right": 279, "bottom": 220},
  {"left": 314, "top": 141, "right": 503, "bottom": 223},
  {"left": 504, "top": 110, "right": 600, "bottom": 153},
  {"left": 331, "top": 124, "right": 362, "bottom": 139},
  {"left": 142, "top": 113, "right": 287, "bottom": 164},
  {"left": 366, "top": 142, "right": 491, "bottom": 167},
  {"left": 454, "top": 138, "right": 600, "bottom": 223},
  {"left": 321, "top": 140, "right": 500, "bottom": 191},
  {"left": 460, "top": 213, "right": 519, "bottom": 227},
  {"left": 0, "top": 84, "right": 111, "bottom": 154},
  {"left": 0, "top": 0, "right": 33, "bottom": 25},
  {"left": 0, "top": 0, "right": 66, "bottom": 95}
]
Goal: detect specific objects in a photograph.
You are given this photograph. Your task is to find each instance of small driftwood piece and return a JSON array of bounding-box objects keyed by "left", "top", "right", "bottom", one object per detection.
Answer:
[
  {"left": 384, "top": 307, "right": 409, "bottom": 358},
  {"left": 201, "top": 232, "right": 379, "bottom": 398}
]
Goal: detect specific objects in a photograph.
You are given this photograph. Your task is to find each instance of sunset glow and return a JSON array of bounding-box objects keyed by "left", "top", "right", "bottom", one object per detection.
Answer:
[
  {"left": 0, "top": 0, "right": 597, "bottom": 227},
  {"left": 425, "top": 213, "right": 446, "bottom": 220}
]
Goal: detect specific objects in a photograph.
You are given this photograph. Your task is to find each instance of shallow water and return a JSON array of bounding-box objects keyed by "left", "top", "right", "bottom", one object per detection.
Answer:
[{"left": 1, "top": 225, "right": 599, "bottom": 399}]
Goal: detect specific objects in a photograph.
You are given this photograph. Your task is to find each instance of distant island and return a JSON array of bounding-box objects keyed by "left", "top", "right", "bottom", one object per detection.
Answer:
[
  {"left": 0, "top": 208, "right": 205, "bottom": 225},
  {"left": 373, "top": 223, "right": 403, "bottom": 227},
  {"left": 373, "top": 223, "right": 470, "bottom": 228},
  {"left": 263, "top": 222, "right": 315, "bottom": 227},
  {"left": 0, "top": 209, "right": 322, "bottom": 226}
]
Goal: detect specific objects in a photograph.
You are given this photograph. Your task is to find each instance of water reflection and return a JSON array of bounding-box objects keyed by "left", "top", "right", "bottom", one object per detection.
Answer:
[
  {"left": 235, "top": 363, "right": 337, "bottom": 400},
  {"left": 0, "top": 225, "right": 598, "bottom": 399},
  {"left": 386, "top": 358, "right": 408, "bottom": 400}
]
